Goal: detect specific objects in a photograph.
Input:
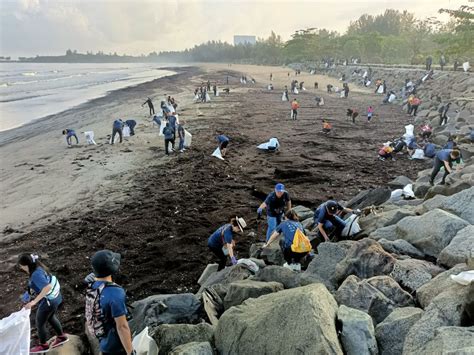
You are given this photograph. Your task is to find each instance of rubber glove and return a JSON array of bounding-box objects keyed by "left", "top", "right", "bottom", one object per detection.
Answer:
[
  {"left": 21, "top": 291, "right": 30, "bottom": 303},
  {"left": 84, "top": 272, "right": 96, "bottom": 284},
  {"left": 231, "top": 256, "right": 238, "bottom": 265},
  {"left": 354, "top": 209, "right": 362, "bottom": 215},
  {"left": 257, "top": 207, "right": 263, "bottom": 218}
]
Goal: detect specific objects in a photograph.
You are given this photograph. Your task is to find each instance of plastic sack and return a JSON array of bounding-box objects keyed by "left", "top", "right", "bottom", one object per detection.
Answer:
[
  {"left": 132, "top": 326, "right": 158, "bottom": 355},
  {"left": 365, "top": 80, "right": 371, "bottom": 87},
  {"left": 159, "top": 121, "right": 165, "bottom": 136},
  {"left": 237, "top": 259, "right": 259, "bottom": 273},
  {"left": 340, "top": 91, "right": 345, "bottom": 98},
  {"left": 184, "top": 130, "right": 192, "bottom": 148},
  {"left": 122, "top": 126, "right": 131, "bottom": 137},
  {"left": 341, "top": 214, "right": 361, "bottom": 237},
  {"left": 411, "top": 149, "right": 425, "bottom": 160},
  {"left": 388, "top": 93, "right": 396, "bottom": 103},
  {"left": 390, "top": 189, "right": 403, "bottom": 202},
  {"left": 404, "top": 124, "right": 414, "bottom": 137},
  {"left": 84, "top": 131, "right": 96, "bottom": 145},
  {"left": 450, "top": 270, "right": 474, "bottom": 285},
  {"left": 281, "top": 93, "right": 287, "bottom": 101},
  {"left": 205, "top": 93, "right": 211, "bottom": 102},
  {"left": 293, "top": 88, "right": 299, "bottom": 94},
  {"left": 462, "top": 62, "right": 470, "bottom": 72},
  {"left": 257, "top": 138, "right": 279, "bottom": 151},
  {"left": 212, "top": 147, "right": 225, "bottom": 160},
  {"left": 402, "top": 184, "right": 415, "bottom": 199},
  {"left": 377, "top": 85, "right": 384, "bottom": 94},
  {"left": 0, "top": 308, "right": 31, "bottom": 355}
]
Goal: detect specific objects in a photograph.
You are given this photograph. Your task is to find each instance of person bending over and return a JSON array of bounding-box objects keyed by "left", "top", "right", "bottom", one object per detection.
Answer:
[{"left": 429, "top": 149, "right": 461, "bottom": 186}]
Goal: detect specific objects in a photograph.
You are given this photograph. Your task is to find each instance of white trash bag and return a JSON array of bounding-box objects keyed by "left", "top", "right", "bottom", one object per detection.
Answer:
[
  {"left": 341, "top": 214, "right": 361, "bottom": 237},
  {"left": 159, "top": 121, "right": 166, "bottom": 136},
  {"left": 84, "top": 131, "right": 96, "bottom": 145},
  {"left": 257, "top": 138, "right": 279, "bottom": 151},
  {"left": 411, "top": 149, "right": 425, "bottom": 160},
  {"left": 132, "top": 326, "right": 158, "bottom": 355},
  {"left": 212, "top": 147, "right": 225, "bottom": 160},
  {"left": 237, "top": 259, "right": 259, "bottom": 273},
  {"left": 377, "top": 85, "right": 384, "bottom": 94},
  {"left": 388, "top": 93, "right": 396, "bottom": 103},
  {"left": 340, "top": 91, "right": 345, "bottom": 98},
  {"left": 402, "top": 184, "right": 415, "bottom": 199},
  {"left": 122, "top": 126, "right": 131, "bottom": 138},
  {"left": 281, "top": 93, "right": 288, "bottom": 101},
  {"left": 450, "top": 270, "right": 474, "bottom": 285},
  {"left": 462, "top": 62, "right": 470, "bottom": 72},
  {"left": 0, "top": 308, "right": 31, "bottom": 355},
  {"left": 184, "top": 130, "right": 192, "bottom": 148}
]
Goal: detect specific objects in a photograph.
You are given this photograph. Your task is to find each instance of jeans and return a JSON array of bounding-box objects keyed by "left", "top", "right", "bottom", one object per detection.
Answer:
[
  {"left": 36, "top": 296, "right": 63, "bottom": 343},
  {"left": 111, "top": 127, "right": 122, "bottom": 144},
  {"left": 66, "top": 134, "right": 78, "bottom": 145},
  {"left": 209, "top": 245, "right": 227, "bottom": 270},
  {"left": 291, "top": 109, "right": 297, "bottom": 120},
  {"left": 179, "top": 138, "right": 185, "bottom": 151},
  {"left": 266, "top": 215, "right": 282, "bottom": 241}
]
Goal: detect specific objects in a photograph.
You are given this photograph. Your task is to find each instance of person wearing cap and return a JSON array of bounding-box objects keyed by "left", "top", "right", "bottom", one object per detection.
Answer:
[
  {"left": 207, "top": 216, "right": 247, "bottom": 270},
  {"left": 313, "top": 200, "right": 353, "bottom": 241},
  {"left": 429, "top": 149, "right": 461, "bottom": 186},
  {"left": 263, "top": 209, "right": 309, "bottom": 264},
  {"left": 90, "top": 250, "right": 133, "bottom": 355},
  {"left": 216, "top": 134, "right": 230, "bottom": 157},
  {"left": 18, "top": 253, "right": 68, "bottom": 353},
  {"left": 257, "top": 183, "right": 292, "bottom": 241}
]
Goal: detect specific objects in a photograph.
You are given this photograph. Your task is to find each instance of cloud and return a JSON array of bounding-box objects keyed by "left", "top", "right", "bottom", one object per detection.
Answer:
[{"left": 0, "top": 0, "right": 466, "bottom": 58}]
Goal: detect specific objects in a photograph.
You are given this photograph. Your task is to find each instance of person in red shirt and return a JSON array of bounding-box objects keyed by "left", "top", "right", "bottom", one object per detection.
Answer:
[{"left": 291, "top": 99, "right": 300, "bottom": 120}]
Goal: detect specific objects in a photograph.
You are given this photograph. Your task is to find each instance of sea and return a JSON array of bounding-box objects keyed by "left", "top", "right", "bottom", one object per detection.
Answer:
[{"left": 0, "top": 63, "right": 175, "bottom": 131}]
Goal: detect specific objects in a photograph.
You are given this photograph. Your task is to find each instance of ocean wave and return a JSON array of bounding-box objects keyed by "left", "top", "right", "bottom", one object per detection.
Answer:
[{"left": 22, "top": 72, "right": 37, "bottom": 76}]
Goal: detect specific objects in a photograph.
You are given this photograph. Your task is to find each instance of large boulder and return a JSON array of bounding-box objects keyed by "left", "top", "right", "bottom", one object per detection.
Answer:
[
  {"left": 251, "top": 240, "right": 284, "bottom": 266},
  {"left": 369, "top": 225, "right": 398, "bottom": 242},
  {"left": 49, "top": 335, "right": 85, "bottom": 355},
  {"left": 416, "top": 263, "right": 470, "bottom": 308},
  {"left": 347, "top": 188, "right": 392, "bottom": 209},
  {"left": 389, "top": 259, "right": 445, "bottom": 292},
  {"left": 423, "top": 181, "right": 472, "bottom": 200},
  {"left": 129, "top": 294, "right": 202, "bottom": 334},
  {"left": 223, "top": 280, "right": 283, "bottom": 309},
  {"left": 420, "top": 186, "right": 474, "bottom": 223},
  {"left": 301, "top": 241, "right": 354, "bottom": 291},
  {"left": 417, "top": 326, "right": 474, "bottom": 355},
  {"left": 198, "top": 264, "right": 219, "bottom": 286},
  {"left": 375, "top": 307, "right": 424, "bottom": 355},
  {"left": 169, "top": 342, "right": 214, "bottom": 355},
  {"left": 336, "top": 275, "right": 414, "bottom": 324},
  {"left": 251, "top": 265, "right": 301, "bottom": 289},
  {"left": 389, "top": 209, "right": 470, "bottom": 258},
  {"left": 335, "top": 239, "right": 396, "bottom": 284},
  {"left": 196, "top": 264, "right": 253, "bottom": 298},
  {"left": 292, "top": 205, "right": 314, "bottom": 220},
  {"left": 337, "top": 305, "right": 378, "bottom": 355},
  {"left": 438, "top": 225, "right": 474, "bottom": 267},
  {"left": 377, "top": 239, "right": 425, "bottom": 259},
  {"left": 402, "top": 282, "right": 471, "bottom": 354},
  {"left": 387, "top": 176, "right": 413, "bottom": 190},
  {"left": 359, "top": 209, "right": 415, "bottom": 236},
  {"left": 150, "top": 323, "right": 214, "bottom": 355},
  {"left": 215, "top": 284, "right": 343, "bottom": 354}
]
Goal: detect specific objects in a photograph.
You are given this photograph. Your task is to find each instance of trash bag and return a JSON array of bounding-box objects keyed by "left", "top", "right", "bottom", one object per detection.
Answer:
[
  {"left": 281, "top": 93, "right": 288, "bottom": 101},
  {"left": 411, "top": 149, "right": 425, "bottom": 160},
  {"left": 388, "top": 93, "right": 396, "bottom": 103},
  {"left": 0, "top": 308, "right": 31, "bottom": 355},
  {"left": 122, "top": 126, "right": 131, "bottom": 137},
  {"left": 257, "top": 138, "right": 279, "bottom": 151},
  {"left": 184, "top": 130, "right": 192, "bottom": 148},
  {"left": 205, "top": 93, "right": 211, "bottom": 102},
  {"left": 84, "top": 131, "right": 96, "bottom": 145},
  {"left": 450, "top": 270, "right": 474, "bottom": 286},
  {"left": 237, "top": 259, "right": 259, "bottom": 274},
  {"left": 340, "top": 91, "right": 345, "bottom": 98},
  {"left": 404, "top": 124, "right": 415, "bottom": 137},
  {"left": 377, "top": 85, "right": 384, "bottom": 94},
  {"left": 341, "top": 214, "right": 361, "bottom": 238},
  {"left": 462, "top": 62, "right": 470, "bottom": 72},
  {"left": 159, "top": 121, "right": 165, "bottom": 136},
  {"left": 402, "top": 184, "right": 415, "bottom": 199},
  {"left": 212, "top": 147, "right": 225, "bottom": 160},
  {"left": 294, "top": 88, "right": 299, "bottom": 94},
  {"left": 132, "top": 326, "right": 158, "bottom": 355}
]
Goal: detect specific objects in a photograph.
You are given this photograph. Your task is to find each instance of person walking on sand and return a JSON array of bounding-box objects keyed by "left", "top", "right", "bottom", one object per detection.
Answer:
[
  {"left": 163, "top": 123, "right": 175, "bottom": 155},
  {"left": 216, "top": 134, "right": 230, "bottom": 157},
  {"left": 257, "top": 183, "right": 292, "bottom": 241},
  {"left": 429, "top": 149, "right": 461, "bottom": 186},
  {"left": 111, "top": 119, "right": 124, "bottom": 144},
  {"left": 62, "top": 129, "right": 79, "bottom": 146},
  {"left": 291, "top": 98, "right": 300, "bottom": 120},
  {"left": 177, "top": 120, "right": 186, "bottom": 153},
  {"left": 18, "top": 253, "right": 68, "bottom": 353},
  {"left": 208, "top": 216, "right": 247, "bottom": 270},
  {"left": 142, "top": 97, "right": 155, "bottom": 116},
  {"left": 86, "top": 250, "right": 133, "bottom": 355}
]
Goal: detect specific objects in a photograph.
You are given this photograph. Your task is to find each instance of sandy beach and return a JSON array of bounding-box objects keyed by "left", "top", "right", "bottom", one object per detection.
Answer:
[{"left": 0, "top": 63, "right": 430, "bottom": 333}]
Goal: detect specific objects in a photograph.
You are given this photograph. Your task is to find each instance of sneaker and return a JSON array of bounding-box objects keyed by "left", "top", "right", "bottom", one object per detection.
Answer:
[
  {"left": 439, "top": 181, "right": 446, "bottom": 185},
  {"left": 429, "top": 180, "right": 434, "bottom": 186},
  {"left": 51, "top": 335, "right": 69, "bottom": 349},
  {"left": 30, "top": 343, "right": 50, "bottom": 353},
  {"left": 179, "top": 150, "right": 184, "bottom": 153}
]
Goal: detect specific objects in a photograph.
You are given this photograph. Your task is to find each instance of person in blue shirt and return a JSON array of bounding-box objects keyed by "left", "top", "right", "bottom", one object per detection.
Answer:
[
  {"left": 443, "top": 136, "right": 457, "bottom": 150},
  {"left": 177, "top": 121, "right": 186, "bottom": 153},
  {"left": 89, "top": 250, "right": 133, "bottom": 355},
  {"left": 257, "top": 183, "right": 292, "bottom": 241},
  {"left": 62, "top": 129, "right": 79, "bottom": 146},
  {"left": 111, "top": 119, "right": 124, "bottom": 144},
  {"left": 429, "top": 149, "right": 461, "bottom": 186},
  {"left": 125, "top": 120, "right": 136, "bottom": 136},
  {"left": 263, "top": 209, "right": 309, "bottom": 264},
  {"left": 163, "top": 123, "right": 175, "bottom": 155},
  {"left": 313, "top": 200, "right": 353, "bottom": 241},
  {"left": 18, "top": 253, "right": 68, "bottom": 354},
  {"left": 423, "top": 141, "right": 436, "bottom": 158},
  {"left": 208, "top": 216, "right": 247, "bottom": 270},
  {"left": 168, "top": 115, "right": 177, "bottom": 142},
  {"left": 216, "top": 135, "right": 230, "bottom": 157}
]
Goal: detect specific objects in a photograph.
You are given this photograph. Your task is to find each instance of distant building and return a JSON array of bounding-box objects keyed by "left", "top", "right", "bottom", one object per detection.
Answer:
[{"left": 234, "top": 35, "right": 256, "bottom": 46}]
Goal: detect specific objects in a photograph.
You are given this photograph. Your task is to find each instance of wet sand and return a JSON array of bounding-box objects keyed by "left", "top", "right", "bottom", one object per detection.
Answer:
[{"left": 0, "top": 63, "right": 430, "bottom": 334}]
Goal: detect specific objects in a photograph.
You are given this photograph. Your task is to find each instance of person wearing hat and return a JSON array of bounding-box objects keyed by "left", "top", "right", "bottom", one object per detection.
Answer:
[
  {"left": 90, "top": 250, "right": 133, "bottom": 355},
  {"left": 257, "top": 183, "right": 292, "bottom": 241},
  {"left": 207, "top": 216, "right": 247, "bottom": 270},
  {"left": 18, "top": 253, "right": 68, "bottom": 353},
  {"left": 313, "top": 200, "right": 353, "bottom": 241}
]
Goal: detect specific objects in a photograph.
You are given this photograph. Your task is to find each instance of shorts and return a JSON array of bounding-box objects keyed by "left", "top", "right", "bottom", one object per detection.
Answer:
[{"left": 220, "top": 141, "right": 229, "bottom": 149}]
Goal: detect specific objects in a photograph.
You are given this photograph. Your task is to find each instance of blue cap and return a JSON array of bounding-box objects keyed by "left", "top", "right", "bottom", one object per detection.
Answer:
[{"left": 275, "top": 183, "right": 285, "bottom": 192}]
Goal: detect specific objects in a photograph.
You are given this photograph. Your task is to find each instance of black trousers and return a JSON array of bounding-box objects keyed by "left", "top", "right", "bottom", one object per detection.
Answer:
[
  {"left": 291, "top": 109, "right": 297, "bottom": 120},
  {"left": 209, "top": 245, "right": 227, "bottom": 271},
  {"left": 439, "top": 114, "right": 448, "bottom": 126},
  {"left": 111, "top": 127, "right": 122, "bottom": 144},
  {"left": 36, "top": 299, "right": 63, "bottom": 343},
  {"left": 149, "top": 105, "right": 155, "bottom": 116},
  {"left": 164, "top": 138, "right": 174, "bottom": 155},
  {"left": 430, "top": 157, "right": 451, "bottom": 183},
  {"left": 280, "top": 240, "right": 307, "bottom": 263}
]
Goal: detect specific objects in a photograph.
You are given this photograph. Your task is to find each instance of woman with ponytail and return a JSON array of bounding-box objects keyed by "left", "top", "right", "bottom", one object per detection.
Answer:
[{"left": 18, "top": 253, "right": 68, "bottom": 353}]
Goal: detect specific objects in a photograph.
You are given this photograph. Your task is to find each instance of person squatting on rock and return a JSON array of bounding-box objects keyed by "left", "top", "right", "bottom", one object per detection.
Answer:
[
  {"left": 263, "top": 209, "right": 310, "bottom": 264},
  {"left": 111, "top": 119, "right": 124, "bottom": 144},
  {"left": 62, "top": 129, "right": 79, "bottom": 146},
  {"left": 313, "top": 200, "right": 354, "bottom": 242},
  {"left": 18, "top": 253, "right": 69, "bottom": 354},
  {"left": 257, "top": 183, "right": 292, "bottom": 241},
  {"left": 429, "top": 149, "right": 461, "bottom": 186},
  {"left": 207, "top": 216, "right": 247, "bottom": 270},
  {"left": 142, "top": 97, "right": 155, "bottom": 116},
  {"left": 86, "top": 250, "right": 134, "bottom": 355},
  {"left": 291, "top": 98, "right": 300, "bottom": 120}
]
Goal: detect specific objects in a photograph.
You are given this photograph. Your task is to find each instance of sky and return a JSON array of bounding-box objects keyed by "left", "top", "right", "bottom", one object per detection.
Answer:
[{"left": 0, "top": 0, "right": 465, "bottom": 58}]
